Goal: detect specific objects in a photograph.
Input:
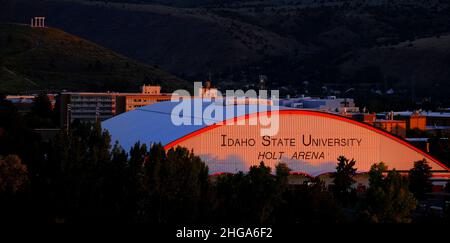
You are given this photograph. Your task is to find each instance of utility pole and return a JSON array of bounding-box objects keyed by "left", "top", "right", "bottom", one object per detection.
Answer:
[{"left": 66, "top": 103, "right": 71, "bottom": 133}]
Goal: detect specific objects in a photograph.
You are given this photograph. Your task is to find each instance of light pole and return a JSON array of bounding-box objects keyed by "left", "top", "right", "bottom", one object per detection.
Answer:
[
  {"left": 95, "top": 101, "right": 100, "bottom": 123},
  {"left": 343, "top": 88, "right": 354, "bottom": 108}
]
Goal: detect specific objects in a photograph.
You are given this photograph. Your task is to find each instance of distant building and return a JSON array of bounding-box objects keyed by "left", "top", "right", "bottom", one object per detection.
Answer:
[
  {"left": 394, "top": 111, "right": 450, "bottom": 132},
  {"left": 351, "top": 113, "right": 377, "bottom": 125},
  {"left": 60, "top": 92, "right": 118, "bottom": 127},
  {"left": 373, "top": 119, "right": 407, "bottom": 138},
  {"left": 6, "top": 94, "right": 56, "bottom": 113},
  {"left": 116, "top": 88, "right": 173, "bottom": 114},
  {"left": 407, "top": 112, "right": 427, "bottom": 131},
  {"left": 5, "top": 95, "right": 35, "bottom": 113},
  {"left": 279, "top": 96, "right": 359, "bottom": 113},
  {"left": 59, "top": 85, "right": 173, "bottom": 128},
  {"left": 351, "top": 110, "right": 450, "bottom": 138},
  {"left": 141, "top": 85, "right": 161, "bottom": 95},
  {"left": 351, "top": 111, "right": 426, "bottom": 138}
]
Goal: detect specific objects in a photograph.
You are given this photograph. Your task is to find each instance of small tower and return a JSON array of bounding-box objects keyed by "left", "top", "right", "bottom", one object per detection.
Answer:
[
  {"left": 198, "top": 79, "right": 218, "bottom": 98},
  {"left": 31, "top": 17, "right": 46, "bottom": 28},
  {"left": 205, "top": 79, "right": 211, "bottom": 89},
  {"left": 258, "top": 75, "right": 267, "bottom": 90}
]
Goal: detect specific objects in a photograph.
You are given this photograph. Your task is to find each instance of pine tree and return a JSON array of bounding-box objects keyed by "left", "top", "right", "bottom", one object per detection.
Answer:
[
  {"left": 332, "top": 156, "right": 357, "bottom": 206},
  {"left": 409, "top": 159, "right": 432, "bottom": 200}
]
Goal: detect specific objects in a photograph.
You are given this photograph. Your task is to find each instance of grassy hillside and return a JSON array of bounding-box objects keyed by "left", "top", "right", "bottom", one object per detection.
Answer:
[
  {"left": 340, "top": 34, "right": 450, "bottom": 100},
  {"left": 2, "top": 0, "right": 450, "bottom": 102},
  {"left": 0, "top": 23, "right": 187, "bottom": 93},
  {"left": 0, "top": 0, "right": 309, "bottom": 82}
]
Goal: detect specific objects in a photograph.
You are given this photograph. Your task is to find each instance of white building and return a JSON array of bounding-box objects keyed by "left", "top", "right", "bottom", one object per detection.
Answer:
[{"left": 279, "top": 96, "right": 359, "bottom": 113}]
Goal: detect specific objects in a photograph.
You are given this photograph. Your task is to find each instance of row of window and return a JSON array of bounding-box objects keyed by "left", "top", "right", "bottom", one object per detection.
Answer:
[
  {"left": 71, "top": 112, "right": 114, "bottom": 116},
  {"left": 70, "top": 102, "right": 114, "bottom": 106},
  {"left": 129, "top": 98, "right": 170, "bottom": 103},
  {"left": 71, "top": 97, "right": 113, "bottom": 101}
]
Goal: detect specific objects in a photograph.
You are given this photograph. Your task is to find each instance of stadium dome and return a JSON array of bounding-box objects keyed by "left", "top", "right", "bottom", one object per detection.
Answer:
[{"left": 102, "top": 99, "right": 450, "bottom": 177}]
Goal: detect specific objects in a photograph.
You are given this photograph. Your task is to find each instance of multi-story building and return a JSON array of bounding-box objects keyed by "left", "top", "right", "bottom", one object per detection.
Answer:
[
  {"left": 115, "top": 94, "right": 173, "bottom": 114},
  {"left": 59, "top": 86, "right": 173, "bottom": 128},
  {"left": 394, "top": 111, "right": 450, "bottom": 129},
  {"left": 60, "top": 92, "right": 118, "bottom": 127},
  {"left": 373, "top": 119, "right": 407, "bottom": 138},
  {"left": 351, "top": 113, "right": 377, "bottom": 125},
  {"left": 406, "top": 112, "right": 427, "bottom": 131},
  {"left": 351, "top": 111, "right": 427, "bottom": 137}
]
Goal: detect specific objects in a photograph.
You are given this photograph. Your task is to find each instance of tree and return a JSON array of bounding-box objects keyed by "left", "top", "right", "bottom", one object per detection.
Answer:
[
  {"left": 211, "top": 162, "right": 290, "bottom": 224},
  {"left": 368, "top": 161, "right": 388, "bottom": 188},
  {"left": 332, "top": 156, "right": 357, "bottom": 206},
  {"left": 275, "top": 162, "right": 291, "bottom": 190},
  {"left": 360, "top": 164, "right": 417, "bottom": 223},
  {"left": 46, "top": 122, "right": 114, "bottom": 222},
  {"left": 245, "top": 161, "right": 279, "bottom": 223},
  {"left": 409, "top": 159, "right": 432, "bottom": 200},
  {"left": 26, "top": 93, "right": 55, "bottom": 128},
  {"left": 102, "top": 141, "right": 129, "bottom": 222},
  {"left": 139, "top": 145, "right": 210, "bottom": 223},
  {"left": 31, "top": 93, "right": 53, "bottom": 119},
  {"left": 275, "top": 175, "right": 341, "bottom": 223},
  {"left": 0, "top": 155, "right": 28, "bottom": 193},
  {"left": 0, "top": 154, "right": 30, "bottom": 223},
  {"left": 211, "top": 172, "right": 249, "bottom": 223}
]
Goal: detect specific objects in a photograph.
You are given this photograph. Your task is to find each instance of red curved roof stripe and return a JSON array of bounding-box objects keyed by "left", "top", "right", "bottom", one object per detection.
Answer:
[{"left": 163, "top": 109, "right": 450, "bottom": 172}]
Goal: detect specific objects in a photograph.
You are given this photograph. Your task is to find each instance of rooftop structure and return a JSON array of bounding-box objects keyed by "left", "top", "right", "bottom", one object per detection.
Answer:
[
  {"left": 198, "top": 80, "right": 218, "bottom": 98},
  {"left": 31, "top": 17, "right": 45, "bottom": 28}
]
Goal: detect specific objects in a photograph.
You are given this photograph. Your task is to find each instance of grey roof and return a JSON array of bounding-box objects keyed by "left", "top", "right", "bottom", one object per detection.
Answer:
[
  {"left": 102, "top": 99, "right": 290, "bottom": 151},
  {"left": 393, "top": 111, "right": 450, "bottom": 118}
]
